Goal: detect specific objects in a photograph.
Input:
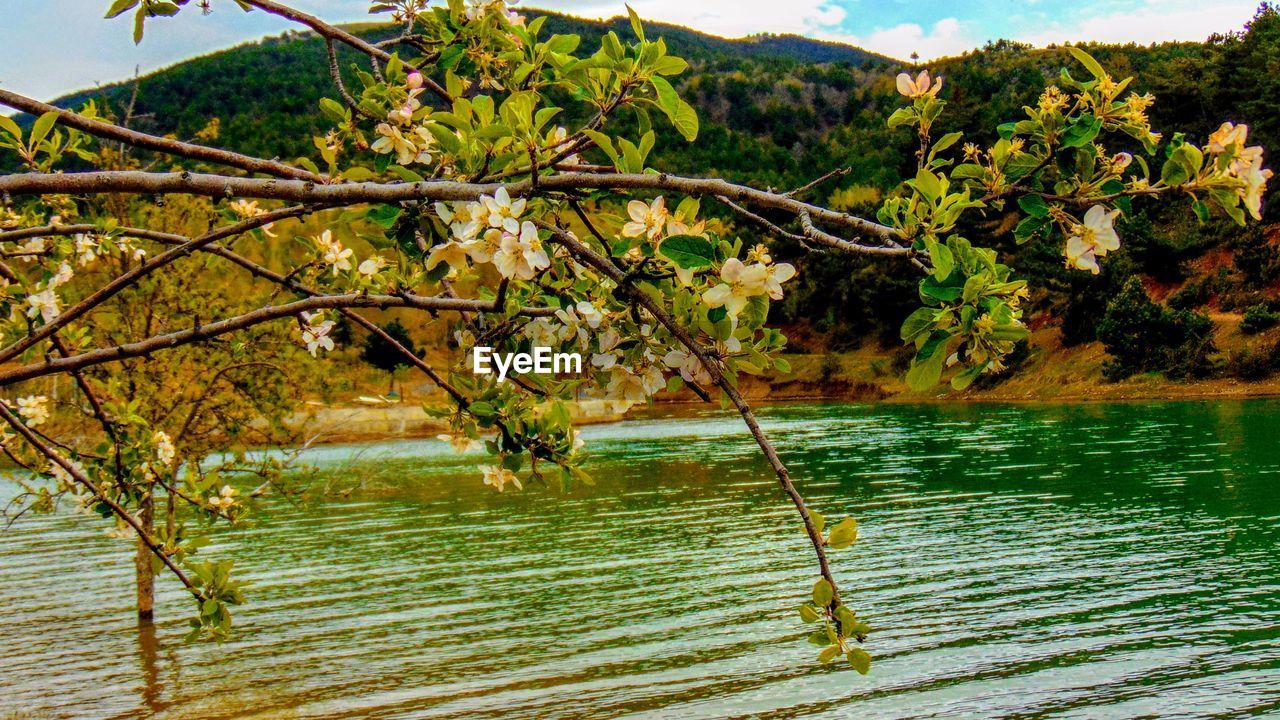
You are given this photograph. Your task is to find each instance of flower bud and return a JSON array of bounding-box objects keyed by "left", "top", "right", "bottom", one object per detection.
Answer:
[
  {"left": 1112, "top": 152, "right": 1132, "bottom": 171},
  {"left": 406, "top": 72, "right": 424, "bottom": 90}
]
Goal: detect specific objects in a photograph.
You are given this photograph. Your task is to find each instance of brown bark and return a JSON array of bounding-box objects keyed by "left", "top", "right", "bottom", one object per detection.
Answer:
[
  {"left": 134, "top": 494, "right": 155, "bottom": 620},
  {"left": 0, "top": 293, "right": 555, "bottom": 387},
  {"left": 0, "top": 89, "right": 322, "bottom": 182},
  {"left": 0, "top": 170, "right": 901, "bottom": 242}
]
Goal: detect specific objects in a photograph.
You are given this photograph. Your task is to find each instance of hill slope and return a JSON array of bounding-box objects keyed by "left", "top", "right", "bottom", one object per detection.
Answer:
[{"left": 46, "top": 11, "right": 891, "bottom": 165}]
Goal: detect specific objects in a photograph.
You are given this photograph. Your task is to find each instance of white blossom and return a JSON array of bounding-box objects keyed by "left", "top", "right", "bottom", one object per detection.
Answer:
[
  {"left": 622, "top": 197, "right": 668, "bottom": 240},
  {"left": 1065, "top": 205, "right": 1121, "bottom": 274},
  {"left": 481, "top": 464, "right": 522, "bottom": 492},
  {"left": 16, "top": 395, "right": 49, "bottom": 426},
  {"left": 153, "top": 430, "right": 176, "bottom": 466}
]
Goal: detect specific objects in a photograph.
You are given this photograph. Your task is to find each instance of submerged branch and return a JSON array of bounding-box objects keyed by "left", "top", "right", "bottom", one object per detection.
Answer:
[{"left": 0, "top": 403, "right": 197, "bottom": 593}]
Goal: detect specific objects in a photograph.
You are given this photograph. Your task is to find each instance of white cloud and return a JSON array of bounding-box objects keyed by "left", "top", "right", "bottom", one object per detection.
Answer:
[
  {"left": 1018, "top": 0, "right": 1260, "bottom": 47},
  {"left": 532, "top": 0, "right": 849, "bottom": 38},
  {"left": 819, "top": 17, "right": 977, "bottom": 61},
  {"left": 537, "top": 1, "right": 972, "bottom": 62}
]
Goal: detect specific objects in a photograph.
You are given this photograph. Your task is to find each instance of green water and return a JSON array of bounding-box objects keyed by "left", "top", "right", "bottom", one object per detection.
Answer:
[{"left": 3, "top": 400, "right": 1280, "bottom": 718}]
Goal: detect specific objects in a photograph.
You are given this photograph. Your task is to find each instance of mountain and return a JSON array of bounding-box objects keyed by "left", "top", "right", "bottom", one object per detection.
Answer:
[{"left": 43, "top": 11, "right": 892, "bottom": 166}]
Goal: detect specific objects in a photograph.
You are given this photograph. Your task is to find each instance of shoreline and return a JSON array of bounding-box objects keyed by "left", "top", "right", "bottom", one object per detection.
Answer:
[{"left": 297, "top": 378, "right": 1280, "bottom": 447}]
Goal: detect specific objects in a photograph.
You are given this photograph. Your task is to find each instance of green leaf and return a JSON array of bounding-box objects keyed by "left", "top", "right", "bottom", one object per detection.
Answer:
[
  {"left": 988, "top": 323, "right": 1029, "bottom": 342},
  {"left": 366, "top": 204, "right": 402, "bottom": 229},
  {"left": 905, "top": 345, "right": 946, "bottom": 391},
  {"left": 1060, "top": 114, "right": 1101, "bottom": 148},
  {"left": 799, "top": 604, "right": 821, "bottom": 623},
  {"left": 543, "top": 34, "right": 580, "bottom": 55},
  {"left": 343, "top": 166, "right": 375, "bottom": 182},
  {"left": 649, "top": 76, "right": 680, "bottom": 114},
  {"left": 931, "top": 131, "right": 963, "bottom": 156},
  {"left": 658, "top": 235, "right": 715, "bottom": 269},
  {"left": 919, "top": 275, "right": 963, "bottom": 303},
  {"left": 810, "top": 509, "right": 825, "bottom": 537},
  {"left": 671, "top": 99, "right": 699, "bottom": 142},
  {"left": 950, "top": 362, "right": 986, "bottom": 390},
  {"left": 28, "top": 112, "right": 58, "bottom": 148},
  {"left": 847, "top": 647, "right": 872, "bottom": 674},
  {"left": 1160, "top": 155, "right": 1190, "bottom": 186},
  {"left": 426, "top": 124, "right": 463, "bottom": 154},
  {"left": 827, "top": 517, "right": 858, "bottom": 549},
  {"left": 900, "top": 307, "right": 937, "bottom": 342},
  {"left": 652, "top": 56, "right": 688, "bottom": 75},
  {"left": 913, "top": 168, "right": 942, "bottom": 201},
  {"left": 388, "top": 165, "right": 424, "bottom": 183},
  {"left": 105, "top": 0, "right": 140, "bottom": 18},
  {"left": 625, "top": 3, "right": 645, "bottom": 42},
  {"left": 149, "top": 2, "right": 181, "bottom": 17},
  {"left": 834, "top": 604, "right": 857, "bottom": 632},
  {"left": 887, "top": 107, "right": 916, "bottom": 129},
  {"left": 133, "top": 6, "right": 146, "bottom": 44},
  {"left": 1192, "top": 199, "right": 1210, "bottom": 223},
  {"left": 1017, "top": 194, "right": 1050, "bottom": 218},
  {"left": 0, "top": 114, "right": 21, "bottom": 142},
  {"left": 924, "top": 237, "right": 954, "bottom": 280},
  {"left": 319, "top": 97, "right": 348, "bottom": 122},
  {"left": 1068, "top": 46, "right": 1107, "bottom": 82},
  {"left": 1013, "top": 215, "right": 1049, "bottom": 244},
  {"left": 438, "top": 44, "right": 466, "bottom": 70},
  {"left": 818, "top": 645, "right": 842, "bottom": 664},
  {"left": 812, "top": 578, "right": 834, "bottom": 607},
  {"left": 1004, "top": 154, "right": 1043, "bottom": 180},
  {"left": 581, "top": 129, "right": 620, "bottom": 168}
]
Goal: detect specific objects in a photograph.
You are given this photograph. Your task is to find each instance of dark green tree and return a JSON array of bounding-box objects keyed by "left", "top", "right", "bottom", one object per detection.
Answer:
[
  {"left": 359, "top": 319, "right": 420, "bottom": 395},
  {"left": 1096, "top": 278, "right": 1215, "bottom": 380}
]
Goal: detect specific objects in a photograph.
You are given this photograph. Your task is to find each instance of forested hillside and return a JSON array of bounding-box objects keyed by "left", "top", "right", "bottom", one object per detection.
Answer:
[{"left": 28, "top": 4, "right": 1280, "bottom": 387}]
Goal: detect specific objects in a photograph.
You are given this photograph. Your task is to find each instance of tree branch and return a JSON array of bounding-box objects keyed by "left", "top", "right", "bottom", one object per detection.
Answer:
[
  {"left": 537, "top": 220, "right": 845, "bottom": 611},
  {"left": 0, "top": 293, "right": 554, "bottom": 386},
  {"left": 0, "top": 88, "right": 322, "bottom": 182},
  {"left": 0, "top": 170, "right": 900, "bottom": 239},
  {"left": 0, "top": 205, "right": 318, "bottom": 366},
  {"left": 239, "top": 0, "right": 452, "bottom": 104}
]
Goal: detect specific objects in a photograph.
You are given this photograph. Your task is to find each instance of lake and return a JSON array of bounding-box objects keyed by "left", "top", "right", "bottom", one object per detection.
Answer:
[{"left": 3, "top": 400, "right": 1280, "bottom": 719}]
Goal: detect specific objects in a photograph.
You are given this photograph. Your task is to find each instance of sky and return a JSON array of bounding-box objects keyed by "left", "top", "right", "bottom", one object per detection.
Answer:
[{"left": 0, "top": 0, "right": 1266, "bottom": 101}]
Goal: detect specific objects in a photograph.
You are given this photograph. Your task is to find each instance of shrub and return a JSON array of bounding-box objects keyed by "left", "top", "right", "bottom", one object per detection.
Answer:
[
  {"left": 1097, "top": 278, "right": 1217, "bottom": 380},
  {"left": 1228, "top": 341, "right": 1280, "bottom": 379},
  {"left": 1167, "top": 269, "right": 1232, "bottom": 311},
  {"left": 1241, "top": 304, "right": 1280, "bottom": 334},
  {"left": 1233, "top": 225, "right": 1280, "bottom": 287},
  {"left": 818, "top": 352, "right": 842, "bottom": 384}
]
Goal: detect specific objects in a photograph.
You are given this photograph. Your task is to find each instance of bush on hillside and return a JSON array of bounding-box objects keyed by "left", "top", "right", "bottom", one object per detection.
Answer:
[
  {"left": 1241, "top": 304, "right": 1280, "bottom": 334},
  {"left": 1097, "top": 278, "right": 1217, "bottom": 380},
  {"left": 1228, "top": 341, "right": 1280, "bottom": 379},
  {"left": 1234, "top": 225, "right": 1280, "bottom": 287}
]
